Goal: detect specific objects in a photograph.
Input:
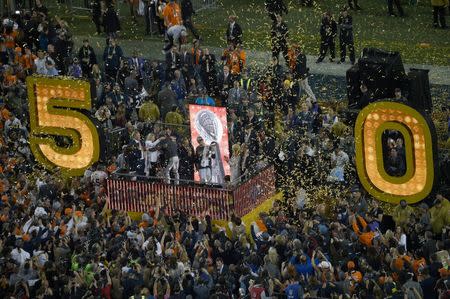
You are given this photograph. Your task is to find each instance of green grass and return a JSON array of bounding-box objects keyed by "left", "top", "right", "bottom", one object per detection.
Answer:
[{"left": 49, "top": 0, "right": 450, "bottom": 65}]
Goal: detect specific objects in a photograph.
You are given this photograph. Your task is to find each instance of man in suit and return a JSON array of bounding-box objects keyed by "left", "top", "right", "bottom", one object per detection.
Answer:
[
  {"left": 227, "top": 80, "right": 247, "bottom": 110},
  {"left": 226, "top": 15, "right": 243, "bottom": 47},
  {"left": 78, "top": 39, "right": 97, "bottom": 77},
  {"left": 165, "top": 45, "right": 182, "bottom": 81},
  {"left": 128, "top": 131, "right": 145, "bottom": 174},
  {"left": 244, "top": 124, "right": 259, "bottom": 166},
  {"left": 103, "top": 38, "right": 124, "bottom": 81},
  {"left": 289, "top": 44, "right": 317, "bottom": 102},
  {"left": 271, "top": 14, "right": 289, "bottom": 64},
  {"left": 180, "top": 45, "right": 194, "bottom": 82},
  {"left": 128, "top": 49, "right": 145, "bottom": 85},
  {"left": 181, "top": 0, "right": 200, "bottom": 39},
  {"left": 158, "top": 83, "right": 178, "bottom": 119},
  {"left": 215, "top": 257, "right": 229, "bottom": 279},
  {"left": 338, "top": 7, "right": 355, "bottom": 64},
  {"left": 217, "top": 65, "right": 233, "bottom": 102},
  {"left": 316, "top": 12, "right": 337, "bottom": 63}
]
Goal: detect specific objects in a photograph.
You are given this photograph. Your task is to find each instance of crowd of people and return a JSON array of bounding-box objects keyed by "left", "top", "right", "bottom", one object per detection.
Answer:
[{"left": 0, "top": 0, "right": 449, "bottom": 298}]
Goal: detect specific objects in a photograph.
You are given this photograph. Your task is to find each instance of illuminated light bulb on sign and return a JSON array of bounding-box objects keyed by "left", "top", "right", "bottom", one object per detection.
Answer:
[
  {"left": 26, "top": 76, "right": 100, "bottom": 177},
  {"left": 355, "top": 101, "right": 437, "bottom": 204}
]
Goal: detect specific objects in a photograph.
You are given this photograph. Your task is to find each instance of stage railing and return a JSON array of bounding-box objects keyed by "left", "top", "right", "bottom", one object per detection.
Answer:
[
  {"left": 107, "top": 165, "right": 276, "bottom": 220},
  {"left": 232, "top": 165, "right": 276, "bottom": 217}
]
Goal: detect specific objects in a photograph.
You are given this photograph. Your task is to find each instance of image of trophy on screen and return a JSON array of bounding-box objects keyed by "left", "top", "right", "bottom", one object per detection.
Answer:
[{"left": 195, "top": 109, "right": 225, "bottom": 184}]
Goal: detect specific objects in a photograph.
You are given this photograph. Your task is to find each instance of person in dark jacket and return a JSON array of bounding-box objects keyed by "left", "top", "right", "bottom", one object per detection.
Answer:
[
  {"left": 161, "top": 135, "right": 180, "bottom": 185},
  {"left": 265, "top": 0, "right": 288, "bottom": 23},
  {"left": 200, "top": 48, "right": 217, "bottom": 95},
  {"left": 181, "top": 0, "right": 200, "bottom": 39},
  {"left": 348, "top": 0, "right": 361, "bottom": 10},
  {"left": 78, "top": 39, "right": 97, "bottom": 77},
  {"left": 91, "top": 0, "right": 102, "bottom": 35},
  {"left": 316, "top": 12, "right": 337, "bottom": 63},
  {"left": 290, "top": 45, "right": 317, "bottom": 102},
  {"left": 103, "top": 4, "right": 121, "bottom": 38},
  {"left": 226, "top": 15, "right": 243, "bottom": 47},
  {"left": 103, "top": 38, "right": 123, "bottom": 81},
  {"left": 385, "top": 148, "right": 406, "bottom": 177},
  {"left": 432, "top": 0, "right": 448, "bottom": 28},
  {"left": 165, "top": 45, "right": 182, "bottom": 81},
  {"left": 387, "top": 0, "right": 405, "bottom": 17},
  {"left": 338, "top": 8, "right": 355, "bottom": 64},
  {"left": 53, "top": 32, "right": 73, "bottom": 75},
  {"left": 271, "top": 14, "right": 289, "bottom": 64},
  {"left": 145, "top": 0, "right": 161, "bottom": 35}
]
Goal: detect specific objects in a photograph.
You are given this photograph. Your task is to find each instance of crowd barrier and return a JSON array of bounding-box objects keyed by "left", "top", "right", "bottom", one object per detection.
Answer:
[{"left": 107, "top": 165, "right": 276, "bottom": 220}]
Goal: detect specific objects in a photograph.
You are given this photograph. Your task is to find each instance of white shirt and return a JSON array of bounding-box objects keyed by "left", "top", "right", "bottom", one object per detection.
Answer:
[
  {"left": 145, "top": 139, "right": 161, "bottom": 163},
  {"left": 11, "top": 248, "right": 31, "bottom": 266},
  {"left": 167, "top": 25, "right": 187, "bottom": 42},
  {"left": 399, "top": 233, "right": 407, "bottom": 251},
  {"left": 229, "top": 22, "right": 235, "bottom": 35}
]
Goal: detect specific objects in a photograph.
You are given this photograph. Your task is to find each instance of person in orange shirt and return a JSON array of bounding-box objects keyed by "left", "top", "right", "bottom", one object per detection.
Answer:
[
  {"left": 237, "top": 44, "right": 246, "bottom": 67},
  {"left": 412, "top": 250, "right": 426, "bottom": 277},
  {"left": 3, "top": 26, "right": 18, "bottom": 63},
  {"left": 351, "top": 214, "right": 375, "bottom": 247},
  {"left": 163, "top": 0, "right": 182, "bottom": 28},
  {"left": 13, "top": 47, "right": 22, "bottom": 65},
  {"left": 2, "top": 66, "right": 17, "bottom": 89},
  {"left": 19, "top": 47, "right": 37, "bottom": 75},
  {"left": 391, "top": 246, "right": 412, "bottom": 273},
  {"left": 221, "top": 43, "right": 234, "bottom": 67},
  {"left": 229, "top": 48, "right": 244, "bottom": 80}
]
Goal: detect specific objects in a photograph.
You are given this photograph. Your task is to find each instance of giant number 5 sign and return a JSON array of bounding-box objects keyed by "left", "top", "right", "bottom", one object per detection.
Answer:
[
  {"left": 27, "top": 77, "right": 100, "bottom": 176},
  {"left": 355, "top": 101, "right": 437, "bottom": 204}
]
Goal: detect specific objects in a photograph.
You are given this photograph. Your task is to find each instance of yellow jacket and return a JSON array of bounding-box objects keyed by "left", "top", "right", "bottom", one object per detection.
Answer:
[
  {"left": 392, "top": 205, "right": 415, "bottom": 228},
  {"left": 430, "top": 200, "right": 450, "bottom": 234},
  {"left": 165, "top": 111, "right": 184, "bottom": 125},
  {"left": 139, "top": 102, "right": 160, "bottom": 122},
  {"left": 431, "top": 0, "right": 449, "bottom": 6}
]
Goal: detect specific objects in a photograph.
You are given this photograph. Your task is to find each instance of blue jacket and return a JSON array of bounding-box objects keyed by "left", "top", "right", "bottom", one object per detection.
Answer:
[
  {"left": 289, "top": 255, "right": 316, "bottom": 277},
  {"left": 195, "top": 96, "right": 215, "bottom": 106}
]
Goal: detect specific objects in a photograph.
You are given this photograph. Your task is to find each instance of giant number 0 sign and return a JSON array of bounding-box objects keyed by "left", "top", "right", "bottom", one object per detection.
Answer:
[
  {"left": 27, "top": 77, "right": 100, "bottom": 176},
  {"left": 355, "top": 101, "right": 437, "bottom": 204}
]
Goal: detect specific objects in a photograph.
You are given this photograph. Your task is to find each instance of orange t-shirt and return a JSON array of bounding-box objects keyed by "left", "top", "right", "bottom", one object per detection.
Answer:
[
  {"left": 20, "top": 54, "right": 37, "bottom": 70},
  {"left": 1, "top": 108, "right": 11, "bottom": 121},
  {"left": 3, "top": 31, "right": 17, "bottom": 49},
  {"left": 229, "top": 51, "right": 242, "bottom": 75},
  {"left": 394, "top": 255, "right": 412, "bottom": 271},
  {"left": 4, "top": 75, "right": 17, "bottom": 86},
  {"left": 162, "top": 3, "right": 182, "bottom": 27},
  {"left": 412, "top": 258, "right": 426, "bottom": 275},
  {"left": 222, "top": 48, "right": 232, "bottom": 66},
  {"left": 239, "top": 49, "right": 246, "bottom": 67}
]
